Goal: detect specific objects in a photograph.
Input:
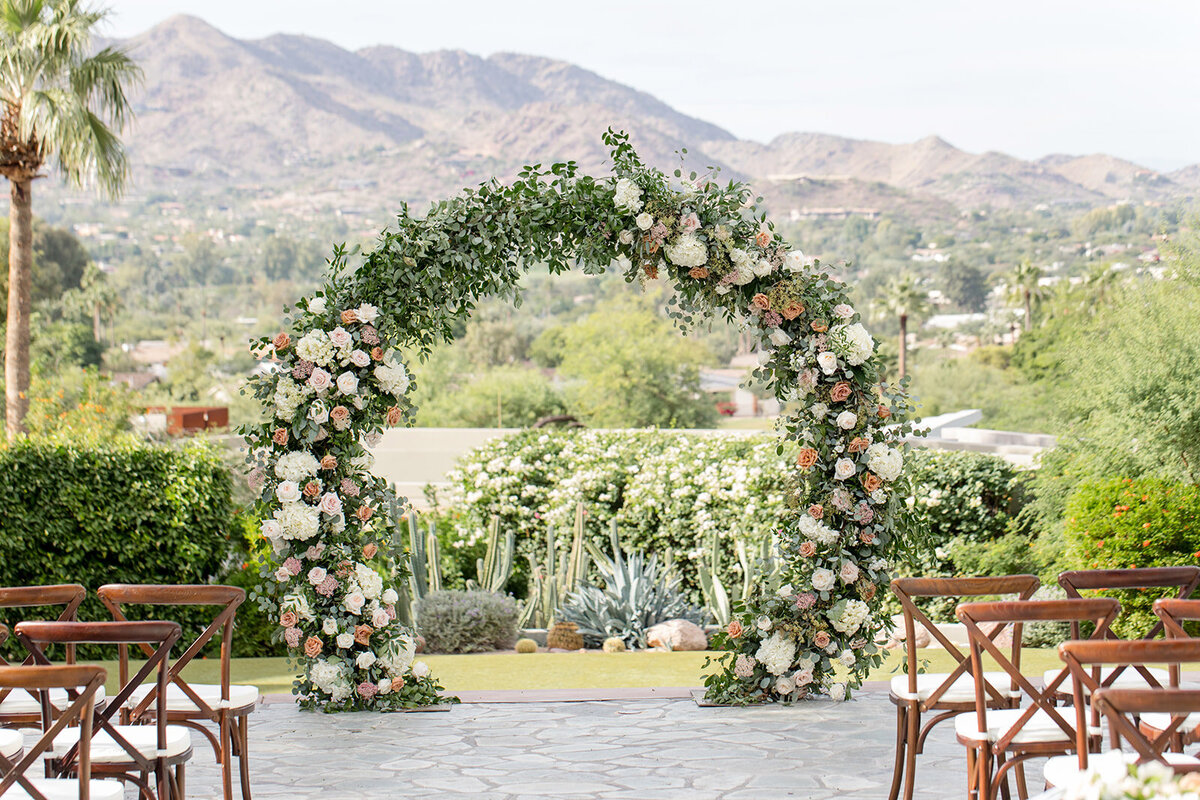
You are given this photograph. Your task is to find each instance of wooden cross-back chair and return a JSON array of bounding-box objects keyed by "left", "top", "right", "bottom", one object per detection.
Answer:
[
  {"left": 0, "top": 585, "right": 101, "bottom": 727},
  {"left": 887, "top": 575, "right": 1040, "bottom": 800},
  {"left": 956, "top": 598, "right": 1120, "bottom": 800},
  {"left": 97, "top": 584, "right": 257, "bottom": 800},
  {"left": 1140, "top": 597, "right": 1200, "bottom": 747},
  {"left": 1057, "top": 638, "right": 1200, "bottom": 782},
  {"left": 15, "top": 621, "right": 192, "bottom": 800},
  {"left": 0, "top": 662, "right": 124, "bottom": 800},
  {"left": 1052, "top": 567, "right": 1200, "bottom": 697}
]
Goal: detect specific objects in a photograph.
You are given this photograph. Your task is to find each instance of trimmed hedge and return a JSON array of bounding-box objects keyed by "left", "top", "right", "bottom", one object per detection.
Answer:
[
  {"left": 1063, "top": 477, "right": 1200, "bottom": 638},
  {"left": 0, "top": 439, "right": 251, "bottom": 657}
]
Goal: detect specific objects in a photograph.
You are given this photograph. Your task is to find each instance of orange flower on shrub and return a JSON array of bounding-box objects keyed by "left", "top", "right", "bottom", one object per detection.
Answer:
[
  {"left": 830, "top": 382, "right": 852, "bottom": 403},
  {"left": 354, "top": 625, "right": 373, "bottom": 645},
  {"left": 797, "top": 447, "right": 819, "bottom": 471},
  {"left": 752, "top": 293, "right": 771, "bottom": 310},
  {"left": 782, "top": 303, "right": 805, "bottom": 320},
  {"left": 862, "top": 472, "right": 883, "bottom": 493},
  {"left": 688, "top": 267, "right": 709, "bottom": 279},
  {"left": 304, "top": 636, "right": 323, "bottom": 657}
]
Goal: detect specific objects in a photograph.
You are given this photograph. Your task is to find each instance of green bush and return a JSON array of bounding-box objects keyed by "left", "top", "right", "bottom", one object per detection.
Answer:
[
  {"left": 0, "top": 438, "right": 257, "bottom": 658},
  {"left": 416, "top": 590, "right": 520, "bottom": 654},
  {"left": 1062, "top": 478, "right": 1200, "bottom": 638}
]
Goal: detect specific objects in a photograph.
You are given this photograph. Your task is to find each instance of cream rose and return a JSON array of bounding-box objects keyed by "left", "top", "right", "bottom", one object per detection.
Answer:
[
  {"left": 817, "top": 351, "right": 838, "bottom": 375},
  {"left": 307, "top": 368, "right": 333, "bottom": 392},
  {"left": 635, "top": 212, "right": 654, "bottom": 230},
  {"left": 275, "top": 481, "right": 301, "bottom": 503},
  {"left": 836, "top": 411, "right": 857, "bottom": 430},
  {"left": 318, "top": 492, "right": 342, "bottom": 516},
  {"left": 328, "top": 327, "right": 353, "bottom": 350},
  {"left": 349, "top": 349, "right": 370, "bottom": 368},
  {"left": 343, "top": 591, "right": 366, "bottom": 615},
  {"left": 812, "top": 568, "right": 836, "bottom": 592},
  {"left": 336, "top": 372, "right": 358, "bottom": 396}
]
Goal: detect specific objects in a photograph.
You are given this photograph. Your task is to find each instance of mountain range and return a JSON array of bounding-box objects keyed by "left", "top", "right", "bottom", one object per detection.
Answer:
[{"left": 80, "top": 15, "right": 1199, "bottom": 224}]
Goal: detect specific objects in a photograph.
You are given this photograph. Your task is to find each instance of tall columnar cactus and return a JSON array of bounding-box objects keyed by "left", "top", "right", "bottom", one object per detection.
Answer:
[
  {"left": 398, "top": 513, "right": 442, "bottom": 624},
  {"left": 519, "top": 503, "right": 590, "bottom": 629},
  {"left": 467, "top": 515, "right": 515, "bottom": 593},
  {"left": 698, "top": 531, "right": 776, "bottom": 627}
]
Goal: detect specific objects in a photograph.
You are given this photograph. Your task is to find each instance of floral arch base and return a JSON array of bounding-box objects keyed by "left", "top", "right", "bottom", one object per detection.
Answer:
[{"left": 245, "top": 130, "right": 917, "bottom": 711}]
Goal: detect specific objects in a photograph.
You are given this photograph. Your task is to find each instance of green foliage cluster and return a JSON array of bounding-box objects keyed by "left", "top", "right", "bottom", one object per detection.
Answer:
[
  {"left": 0, "top": 438, "right": 257, "bottom": 657},
  {"left": 415, "top": 589, "right": 520, "bottom": 653}
]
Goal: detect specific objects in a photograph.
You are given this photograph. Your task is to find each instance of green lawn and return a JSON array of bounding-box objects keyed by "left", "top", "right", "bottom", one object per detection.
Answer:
[{"left": 89, "top": 648, "right": 1075, "bottom": 695}]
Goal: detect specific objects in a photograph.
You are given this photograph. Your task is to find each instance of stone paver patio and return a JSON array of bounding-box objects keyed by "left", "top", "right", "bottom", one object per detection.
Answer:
[{"left": 180, "top": 690, "right": 978, "bottom": 799}]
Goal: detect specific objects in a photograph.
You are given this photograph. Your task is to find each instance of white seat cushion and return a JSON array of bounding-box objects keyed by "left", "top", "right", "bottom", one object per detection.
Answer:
[
  {"left": 0, "top": 778, "right": 124, "bottom": 800},
  {"left": 0, "top": 727, "right": 21, "bottom": 758},
  {"left": 1140, "top": 710, "right": 1200, "bottom": 734},
  {"left": 954, "top": 707, "right": 1097, "bottom": 744},
  {"left": 891, "top": 671, "right": 1018, "bottom": 703},
  {"left": 1043, "top": 666, "right": 1170, "bottom": 695},
  {"left": 1043, "top": 749, "right": 1199, "bottom": 788},
  {"left": 0, "top": 686, "right": 106, "bottom": 716},
  {"left": 126, "top": 683, "right": 260, "bottom": 712},
  {"left": 50, "top": 724, "right": 192, "bottom": 763}
]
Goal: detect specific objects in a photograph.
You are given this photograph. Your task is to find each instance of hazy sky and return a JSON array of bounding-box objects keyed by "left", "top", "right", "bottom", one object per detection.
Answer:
[{"left": 105, "top": 1, "right": 1200, "bottom": 169}]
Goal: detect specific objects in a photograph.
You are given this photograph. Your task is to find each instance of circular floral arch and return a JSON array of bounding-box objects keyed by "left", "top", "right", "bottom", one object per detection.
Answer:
[{"left": 246, "top": 130, "right": 916, "bottom": 711}]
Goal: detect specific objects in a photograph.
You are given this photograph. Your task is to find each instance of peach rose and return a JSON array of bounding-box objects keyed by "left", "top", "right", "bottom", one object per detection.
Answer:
[
  {"left": 385, "top": 406, "right": 403, "bottom": 426},
  {"left": 811, "top": 320, "right": 829, "bottom": 333},
  {"left": 755, "top": 229, "right": 771, "bottom": 248},
  {"left": 356, "top": 505, "right": 374, "bottom": 522},
  {"left": 363, "top": 543, "right": 378, "bottom": 560},
  {"left": 272, "top": 427, "right": 289, "bottom": 446},
  {"left": 798, "top": 541, "right": 817, "bottom": 558},
  {"left": 860, "top": 530, "right": 876, "bottom": 545},
  {"left": 340, "top": 309, "right": 358, "bottom": 325},
  {"left": 280, "top": 611, "right": 298, "bottom": 628},
  {"left": 644, "top": 263, "right": 659, "bottom": 280},
  {"left": 688, "top": 266, "right": 709, "bottom": 279},
  {"left": 847, "top": 437, "right": 870, "bottom": 454},
  {"left": 304, "top": 636, "right": 323, "bottom": 657},
  {"left": 646, "top": 240, "right": 660, "bottom": 254},
  {"left": 371, "top": 347, "right": 384, "bottom": 361},
  {"left": 797, "top": 447, "right": 819, "bottom": 471},
  {"left": 862, "top": 472, "right": 883, "bottom": 493},
  {"left": 752, "top": 293, "right": 771, "bottom": 311},
  {"left": 354, "top": 625, "right": 373, "bottom": 646},
  {"left": 877, "top": 405, "right": 892, "bottom": 419},
  {"left": 830, "top": 382, "right": 852, "bottom": 403},
  {"left": 861, "top": 584, "right": 877, "bottom": 602},
  {"left": 320, "top": 454, "right": 338, "bottom": 470},
  {"left": 727, "top": 620, "right": 744, "bottom": 639},
  {"left": 272, "top": 332, "right": 291, "bottom": 352},
  {"left": 813, "top": 631, "right": 831, "bottom": 648},
  {"left": 782, "top": 303, "right": 805, "bottom": 320},
  {"left": 304, "top": 481, "right": 321, "bottom": 498},
  {"left": 808, "top": 504, "right": 824, "bottom": 520},
  {"left": 330, "top": 405, "right": 350, "bottom": 427}
]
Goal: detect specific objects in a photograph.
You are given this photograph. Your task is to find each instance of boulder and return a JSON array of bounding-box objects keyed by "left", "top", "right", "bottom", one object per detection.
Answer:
[
  {"left": 881, "top": 613, "right": 931, "bottom": 650},
  {"left": 646, "top": 619, "right": 708, "bottom": 651}
]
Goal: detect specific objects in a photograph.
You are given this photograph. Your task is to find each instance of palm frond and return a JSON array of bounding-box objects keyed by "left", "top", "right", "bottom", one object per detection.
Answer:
[{"left": 69, "top": 46, "right": 140, "bottom": 127}]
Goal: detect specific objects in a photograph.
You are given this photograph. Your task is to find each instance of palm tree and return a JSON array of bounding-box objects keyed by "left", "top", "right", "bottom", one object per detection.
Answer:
[
  {"left": 0, "top": 0, "right": 140, "bottom": 438},
  {"left": 873, "top": 273, "right": 929, "bottom": 381},
  {"left": 1007, "top": 260, "right": 1046, "bottom": 332}
]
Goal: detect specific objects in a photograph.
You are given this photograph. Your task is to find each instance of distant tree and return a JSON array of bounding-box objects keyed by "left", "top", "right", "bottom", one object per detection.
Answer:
[
  {"left": 418, "top": 365, "right": 566, "bottom": 428},
  {"left": 462, "top": 315, "right": 533, "bottom": 367},
  {"left": 1007, "top": 260, "right": 1046, "bottom": 332},
  {"left": 0, "top": 0, "right": 140, "bottom": 438},
  {"left": 0, "top": 219, "right": 91, "bottom": 308},
  {"left": 873, "top": 273, "right": 929, "bottom": 381},
  {"left": 940, "top": 262, "right": 990, "bottom": 312}
]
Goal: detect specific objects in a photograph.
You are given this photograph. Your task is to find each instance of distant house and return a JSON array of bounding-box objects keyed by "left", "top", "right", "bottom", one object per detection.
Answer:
[{"left": 110, "top": 371, "right": 161, "bottom": 392}]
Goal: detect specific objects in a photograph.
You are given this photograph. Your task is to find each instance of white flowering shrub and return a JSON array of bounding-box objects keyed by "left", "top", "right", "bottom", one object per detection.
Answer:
[{"left": 246, "top": 129, "right": 916, "bottom": 711}]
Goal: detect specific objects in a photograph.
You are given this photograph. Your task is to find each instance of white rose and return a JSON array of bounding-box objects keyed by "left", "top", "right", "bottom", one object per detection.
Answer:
[
  {"left": 336, "top": 632, "right": 354, "bottom": 649},
  {"left": 275, "top": 481, "right": 301, "bottom": 503},
  {"left": 322, "top": 618, "right": 338, "bottom": 635},
  {"left": 618, "top": 230, "right": 634, "bottom": 245},
  {"left": 752, "top": 258, "right": 774, "bottom": 277},
  {"left": 775, "top": 676, "right": 796, "bottom": 695},
  {"left": 812, "top": 568, "right": 836, "bottom": 592},
  {"left": 635, "top": 212, "right": 654, "bottom": 231},
  {"left": 840, "top": 561, "right": 860, "bottom": 584},
  {"left": 411, "top": 661, "right": 430, "bottom": 679},
  {"left": 308, "top": 567, "right": 327, "bottom": 585},
  {"left": 308, "top": 297, "right": 327, "bottom": 314},
  {"left": 834, "top": 458, "right": 857, "bottom": 480},
  {"left": 611, "top": 253, "right": 632, "bottom": 272},
  {"left": 308, "top": 399, "right": 329, "bottom": 424},
  {"left": 349, "top": 349, "right": 370, "bottom": 368},
  {"left": 377, "top": 678, "right": 392, "bottom": 694},
  {"left": 355, "top": 304, "right": 379, "bottom": 323},
  {"left": 784, "top": 250, "right": 807, "bottom": 272},
  {"left": 372, "top": 608, "right": 390, "bottom": 628},
  {"left": 382, "top": 588, "right": 398, "bottom": 605},
  {"left": 817, "top": 351, "right": 838, "bottom": 375},
  {"left": 794, "top": 669, "right": 814, "bottom": 687},
  {"left": 836, "top": 411, "right": 857, "bottom": 430},
  {"left": 328, "top": 327, "right": 353, "bottom": 350},
  {"left": 318, "top": 492, "right": 342, "bottom": 516},
  {"left": 336, "top": 372, "right": 359, "bottom": 396},
  {"left": 613, "top": 177, "right": 644, "bottom": 212},
  {"left": 756, "top": 616, "right": 772, "bottom": 632},
  {"left": 274, "top": 567, "right": 291, "bottom": 582},
  {"left": 343, "top": 591, "right": 366, "bottom": 615},
  {"left": 834, "top": 304, "right": 855, "bottom": 320},
  {"left": 776, "top": 584, "right": 795, "bottom": 597},
  {"left": 261, "top": 519, "right": 283, "bottom": 542},
  {"left": 768, "top": 329, "right": 791, "bottom": 347},
  {"left": 356, "top": 651, "right": 377, "bottom": 669},
  {"left": 830, "top": 683, "right": 847, "bottom": 702}
]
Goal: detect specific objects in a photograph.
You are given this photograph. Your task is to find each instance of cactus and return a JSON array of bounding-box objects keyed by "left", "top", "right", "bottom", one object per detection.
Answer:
[
  {"left": 467, "top": 515, "right": 514, "bottom": 593},
  {"left": 518, "top": 503, "right": 590, "bottom": 629},
  {"left": 697, "top": 531, "right": 776, "bottom": 627},
  {"left": 602, "top": 636, "right": 626, "bottom": 653},
  {"left": 546, "top": 621, "right": 584, "bottom": 650},
  {"left": 396, "top": 513, "right": 443, "bottom": 625}
]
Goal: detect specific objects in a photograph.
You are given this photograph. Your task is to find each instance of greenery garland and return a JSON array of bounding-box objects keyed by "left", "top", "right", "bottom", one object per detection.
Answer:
[{"left": 243, "top": 130, "right": 918, "bottom": 710}]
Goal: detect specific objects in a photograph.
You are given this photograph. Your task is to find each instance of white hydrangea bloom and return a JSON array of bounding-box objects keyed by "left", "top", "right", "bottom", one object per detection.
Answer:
[
  {"left": 295, "top": 330, "right": 334, "bottom": 366},
  {"left": 613, "top": 178, "right": 644, "bottom": 212},
  {"left": 835, "top": 323, "right": 875, "bottom": 366},
  {"left": 755, "top": 632, "right": 797, "bottom": 676},
  {"left": 664, "top": 233, "right": 708, "bottom": 267},
  {"left": 867, "top": 443, "right": 904, "bottom": 481},
  {"left": 274, "top": 451, "right": 320, "bottom": 482},
  {"left": 276, "top": 502, "right": 320, "bottom": 541}
]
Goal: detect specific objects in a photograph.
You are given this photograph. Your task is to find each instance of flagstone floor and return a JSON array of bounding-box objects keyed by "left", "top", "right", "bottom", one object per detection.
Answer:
[{"left": 178, "top": 690, "right": 985, "bottom": 800}]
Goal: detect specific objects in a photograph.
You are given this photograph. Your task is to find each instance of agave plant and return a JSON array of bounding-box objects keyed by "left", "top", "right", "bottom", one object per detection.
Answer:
[{"left": 556, "top": 520, "right": 705, "bottom": 650}]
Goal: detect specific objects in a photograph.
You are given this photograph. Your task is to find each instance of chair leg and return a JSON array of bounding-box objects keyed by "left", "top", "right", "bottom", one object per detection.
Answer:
[
  {"left": 220, "top": 712, "right": 234, "bottom": 800},
  {"left": 237, "top": 714, "right": 252, "bottom": 800},
  {"left": 966, "top": 745, "right": 977, "bottom": 800},
  {"left": 903, "top": 702, "right": 919, "bottom": 800},
  {"left": 889, "top": 704, "right": 907, "bottom": 800},
  {"left": 176, "top": 762, "right": 186, "bottom": 800},
  {"left": 1014, "top": 760, "right": 1029, "bottom": 800},
  {"left": 996, "top": 752, "right": 1011, "bottom": 800},
  {"left": 978, "top": 747, "right": 994, "bottom": 800}
]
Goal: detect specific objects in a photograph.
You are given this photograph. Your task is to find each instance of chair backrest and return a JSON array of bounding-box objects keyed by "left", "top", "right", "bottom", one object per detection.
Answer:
[
  {"left": 0, "top": 662, "right": 106, "bottom": 800},
  {"left": 957, "top": 598, "right": 1120, "bottom": 753},
  {"left": 15, "top": 621, "right": 180, "bottom": 780},
  {"left": 96, "top": 584, "right": 244, "bottom": 720},
  {"left": 891, "top": 575, "right": 1040, "bottom": 706},
  {"left": 1060, "top": 567, "right": 1200, "bottom": 639},
  {"left": 1152, "top": 598, "right": 1200, "bottom": 639},
  {"left": 1061, "top": 638, "right": 1200, "bottom": 772},
  {"left": 0, "top": 585, "right": 86, "bottom": 665}
]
